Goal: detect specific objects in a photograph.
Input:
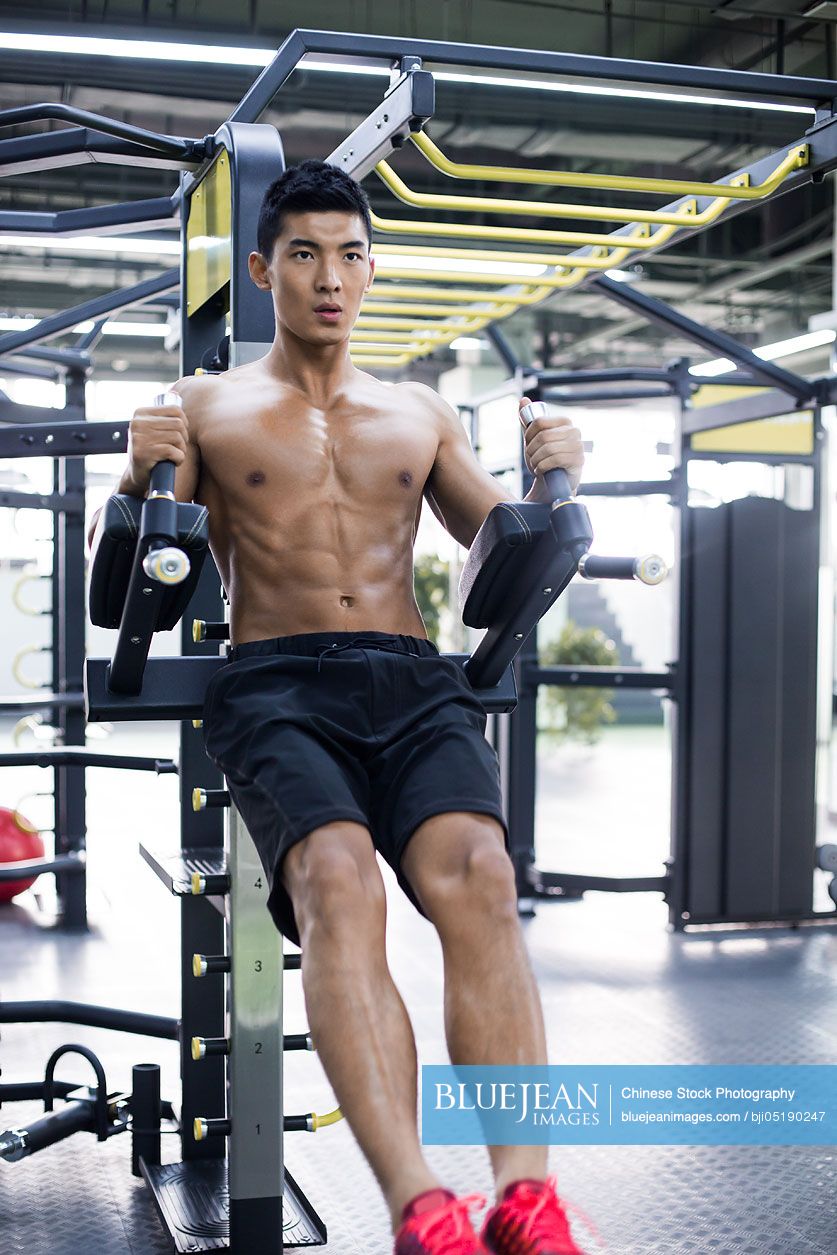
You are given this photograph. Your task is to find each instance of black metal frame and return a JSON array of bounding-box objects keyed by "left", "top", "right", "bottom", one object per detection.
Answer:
[{"left": 468, "top": 349, "right": 834, "bottom": 930}]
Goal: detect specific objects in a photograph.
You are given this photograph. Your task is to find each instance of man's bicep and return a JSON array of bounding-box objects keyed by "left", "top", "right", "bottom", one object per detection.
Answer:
[
  {"left": 174, "top": 441, "right": 201, "bottom": 503},
  {"left": 172, "top": 376, "right": 202, "bottom": 503}
]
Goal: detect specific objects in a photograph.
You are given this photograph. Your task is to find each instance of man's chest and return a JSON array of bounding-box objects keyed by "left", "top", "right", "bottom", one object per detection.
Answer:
[{"left": 195, "top": 405, "right": 439, "bottom": 507}]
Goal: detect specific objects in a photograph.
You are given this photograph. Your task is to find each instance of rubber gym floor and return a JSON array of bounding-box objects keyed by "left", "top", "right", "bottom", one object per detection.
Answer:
[{"left": 1, "top": 720, "right": 834, "bottom": 1255}]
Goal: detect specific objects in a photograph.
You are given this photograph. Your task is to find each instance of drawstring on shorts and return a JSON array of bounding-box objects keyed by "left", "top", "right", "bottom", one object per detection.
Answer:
[{"left": 314, "top": 636, "right": 421, "bottom": 674}]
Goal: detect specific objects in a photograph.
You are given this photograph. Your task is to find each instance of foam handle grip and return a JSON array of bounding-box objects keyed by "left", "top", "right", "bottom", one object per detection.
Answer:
[{"left": 519, "top": 401, "right": 573, "bottom": 504}]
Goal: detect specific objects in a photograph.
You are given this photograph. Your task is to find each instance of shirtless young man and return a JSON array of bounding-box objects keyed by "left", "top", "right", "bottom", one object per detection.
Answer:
[{"left": 92, "top": 161, "right": 587, "bottom": 1255}]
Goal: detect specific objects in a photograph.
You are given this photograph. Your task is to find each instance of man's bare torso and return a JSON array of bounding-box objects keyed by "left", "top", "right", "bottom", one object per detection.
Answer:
[{"left": 177, "top": 361, "right": 442, "bottom": 646}]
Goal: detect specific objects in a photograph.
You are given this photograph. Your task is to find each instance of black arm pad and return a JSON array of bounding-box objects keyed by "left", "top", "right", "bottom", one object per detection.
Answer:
[
  {"left": 459, "top": 501, "right": 550, "bottom": 628},
  {"left": 88, "top": 493, "right": 210, "bottom": 631}
]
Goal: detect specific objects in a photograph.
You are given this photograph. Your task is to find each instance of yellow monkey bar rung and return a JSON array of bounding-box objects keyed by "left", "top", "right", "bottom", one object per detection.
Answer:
[
  {"left": 364, "top": 285, "right": 541, "bottom": 305},
  {"left": 374, "top": 231, "right": 677, "bottom": 272},
  {"left": 373, "top": 265, "right": 588, "bottom": 288},
  {"left": 351, "top": 325, "right": 481, "bottom": 343},
  {"left": 373, "top": 171, "right": 747, "bottom": 288},
  {"left": 375, "top": 144, "right": 808, "bottom": 229},
  {"left": 349, "top": 337, "right": 426, "bottom": 350},
  {"left": 361, "top": 300, "right": 516, "bottom": 318},
  {"left": 357, "top": 315, "right": 447, "bottom": 329},
  {"left": 351, "top": 355, "right": 414, "bottom": 367},
  {"left": 371, "top": 207, "right": 660, "bottom": 250},
  {"left": 412, "top": 130, "right": 810, "bottom": 203},
  {"left": 356, "top": 315, "right": 491, "bottom": 331}
]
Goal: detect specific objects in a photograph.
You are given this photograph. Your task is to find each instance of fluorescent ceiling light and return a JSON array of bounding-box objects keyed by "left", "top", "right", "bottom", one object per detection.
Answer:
[
  {"left": 374, "top": 252, "right": 546, "bottom": 277},
  {"left": 432, "top": 70, "right": 811, "bottom": 116},
  {"left": 0, "top": 316, "right": 168, "bottom": 337},
  {"left": 0, "top": 32, "right": 273, "bottom": 67},
  {"left": 0, "top": 234, "right": 179, "bottom": 256},
  {"left": 604, "top": 268, "right": 637, "bottom": 282},
  {"left": 690, "top": 328, "right": 836, "bottom": 377},
  {"left": 0, "top": 32, "right": 813, "bottom": 116}
]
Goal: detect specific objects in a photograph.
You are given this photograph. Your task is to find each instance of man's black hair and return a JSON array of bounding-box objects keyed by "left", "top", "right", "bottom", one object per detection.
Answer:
[{"left": 257, "top": 160, "right": 373, "bottom": 259}]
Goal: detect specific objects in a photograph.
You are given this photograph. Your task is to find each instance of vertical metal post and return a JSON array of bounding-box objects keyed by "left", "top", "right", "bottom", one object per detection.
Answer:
[
  {"left": 227, "top": 807, "right": 284, "bottom": 1252},
  {"left": 178, "top": 173, "right": 227, "bottom": 1161},
  {"left": 53, "top": 364, "right": 88, "bottom": 929},
  {"left": 667, "top": 395, "right": 691, "bottom": 929},
  {"left": 178, "top": 123, "right": 284, "bottom": 1219},
  {"left": 505, "top": 380, "right": 538, "bottom": 908},
  {"left": 131, "top": 1062, "right": 162, "bottom": 1176}
]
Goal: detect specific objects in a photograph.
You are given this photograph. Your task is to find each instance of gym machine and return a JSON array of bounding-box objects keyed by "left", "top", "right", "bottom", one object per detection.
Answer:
[{"left": 2, "top": 26, "right": 837, "bottom": 1251}]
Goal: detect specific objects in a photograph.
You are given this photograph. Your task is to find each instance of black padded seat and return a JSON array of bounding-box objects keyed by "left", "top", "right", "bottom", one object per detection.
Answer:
[
  {"left": 88, "top": 493, "right": 210, "bottom": 632},
  {"left": 459, "top": 501, "right": 550, "bottom": 628}
]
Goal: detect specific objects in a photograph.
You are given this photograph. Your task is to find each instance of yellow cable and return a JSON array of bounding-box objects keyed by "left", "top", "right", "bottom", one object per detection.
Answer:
[
  {"left": 12, "top": 573, "right": 49, "bottom": 617},
  {"left": 311, "top": 1107, "right": 344, "bottom": 1130},
  {"left": 12, "top": 644, "right": 47, "bottom": 690},
  {"left": 412, "top": 130, "right": 809, "bottom": 202}
]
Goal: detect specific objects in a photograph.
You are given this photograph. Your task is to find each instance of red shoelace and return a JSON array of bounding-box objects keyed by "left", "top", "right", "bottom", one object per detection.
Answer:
[
  {"left": 491, "top": 1178, "right": 606, "bottom": 1253},
  {"left": 402, "top": 1193, "right": 487, "bottom": 1254}
]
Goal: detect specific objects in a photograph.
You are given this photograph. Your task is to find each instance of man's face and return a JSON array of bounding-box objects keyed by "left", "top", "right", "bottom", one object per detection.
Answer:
[{"left": 249, "top": 210, "right": 374, "bottom": 346}]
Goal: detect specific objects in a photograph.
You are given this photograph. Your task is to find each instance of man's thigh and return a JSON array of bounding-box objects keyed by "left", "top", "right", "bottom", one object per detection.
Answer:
[{"left": 368, "top": 676, "right": 508, "bottom": 922}]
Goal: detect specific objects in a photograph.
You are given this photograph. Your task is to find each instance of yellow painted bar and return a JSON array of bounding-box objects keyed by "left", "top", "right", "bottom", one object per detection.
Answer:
[
  {"left": 350, "top": 341, "right": 422, "bottom": 353},
  {"left": 186, "top": 150, "right": 231, "bottom": 315},
  {"left": 373, "top": 265, "right": 587, "bottom": 288},
  {"left": 365, "top": 285, "right": 540, "bottom": 304},
  {"left": 374, "top": 234, "right": 678, "bottom": 271},
  {"left": 351, "top": 354, "right": 413, "bottom": 367},
  {"left": 691, "top": 412, "right": 814, "bottom": 456},
  {"left": 413, "top": 131, "right": 810, "bottom": 202},
  {"left": 356, "top": 315, "right": 488, "bottom": 333},
  {"left": 356, "top": 315, "right": 450, "bottom": 329},
  {"left": 361, "top": 300, "right": 516, "bottom": 317},
  {"left": 371, "top": 207, "right": 658, "bottom": 250},
  {"left": 376, "top": 145, "right": 807, "bottom": 228},
  {"left": 351, "top": 328, "right": 465, "bottom": 342}
]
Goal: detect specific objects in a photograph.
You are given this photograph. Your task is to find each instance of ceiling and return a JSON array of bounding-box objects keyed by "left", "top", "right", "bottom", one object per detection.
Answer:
[{"left": 0, "top": 1, "right": 834, "bottom": 382}]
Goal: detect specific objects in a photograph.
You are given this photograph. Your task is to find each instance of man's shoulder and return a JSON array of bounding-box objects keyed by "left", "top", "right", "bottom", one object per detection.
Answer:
[
  {"left": 172, "top": 360, "right": 264, "bottom": 420},
  {"left": 388, "top": 379, "right": 457, "bottom": 428}
]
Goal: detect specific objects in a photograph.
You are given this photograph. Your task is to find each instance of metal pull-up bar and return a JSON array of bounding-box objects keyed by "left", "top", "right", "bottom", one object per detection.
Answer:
[
  {"left": 376, "top": 144, "right": 809, "bottom": 229},
  {"left": 412, "top": 131, "right": 811, "bottom": 203}
]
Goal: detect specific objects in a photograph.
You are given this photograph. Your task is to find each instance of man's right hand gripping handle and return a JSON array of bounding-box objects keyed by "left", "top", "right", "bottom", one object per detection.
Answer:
[
  {"left": 87, "top": 391, "right": 188, "bottom": 550},
  {"left": 124, "top": 390, "right": 188, "bottom": 496}
]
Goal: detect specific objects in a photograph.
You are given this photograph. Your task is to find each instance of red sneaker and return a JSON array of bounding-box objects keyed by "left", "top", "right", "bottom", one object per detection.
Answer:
[
  {"left": 394, "top": 1187, "right": 488, "bottom": 1254},
  {"left": 480, "top": 1177, "right": 601, "bottom": 1254}
]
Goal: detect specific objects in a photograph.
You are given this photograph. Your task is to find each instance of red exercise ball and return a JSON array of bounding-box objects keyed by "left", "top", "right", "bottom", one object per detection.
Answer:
[{"left": 0, "top": 807, "right": 45, "bottom": 904}]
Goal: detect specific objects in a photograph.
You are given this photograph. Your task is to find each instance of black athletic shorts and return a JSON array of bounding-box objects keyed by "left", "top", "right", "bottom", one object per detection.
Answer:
[{"left": 201, "top": 631, "right": 507, "bottom": 947}]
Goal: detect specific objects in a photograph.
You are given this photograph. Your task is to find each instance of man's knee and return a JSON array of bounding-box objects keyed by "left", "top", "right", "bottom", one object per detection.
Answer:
[
  {"left": 283, "top": 820, "right": 386, "bottom": 938},
  {"left": 406, "top": 817, "right": 518, "bottom": 928}
]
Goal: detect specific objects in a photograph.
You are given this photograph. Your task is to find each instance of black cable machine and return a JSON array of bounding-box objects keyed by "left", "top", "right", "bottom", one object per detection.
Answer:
[{"left": 1, "top": 26, "right": 837, "bottom": 1253}]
